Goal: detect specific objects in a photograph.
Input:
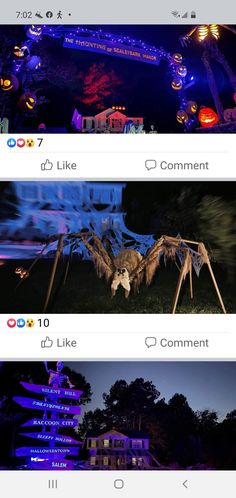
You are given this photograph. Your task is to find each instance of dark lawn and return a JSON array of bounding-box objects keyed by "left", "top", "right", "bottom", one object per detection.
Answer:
[{"left": 0, "top": 259, "right": 235, "bottom": 314}]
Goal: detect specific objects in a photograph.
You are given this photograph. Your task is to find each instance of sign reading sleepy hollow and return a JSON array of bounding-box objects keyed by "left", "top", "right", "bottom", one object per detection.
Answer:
[
  {"left": 19, "top": 432, "right": 81, "bottom": 445},
  {"left": 63, "top": 36, "right": 161, "bottom": 66}
]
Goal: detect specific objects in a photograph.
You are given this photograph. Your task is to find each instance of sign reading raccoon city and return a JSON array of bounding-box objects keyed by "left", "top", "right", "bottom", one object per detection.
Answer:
[{"left": 63, "top": 36, "right": 161, "bottom": 65}]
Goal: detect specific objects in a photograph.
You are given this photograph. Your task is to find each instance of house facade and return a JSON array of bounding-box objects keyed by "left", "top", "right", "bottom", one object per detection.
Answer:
[
  {"left": 86, "top": 429, "right": 152, "bottom": 470},
  {"left": 72, "top": 108, "right": 144, "bottom": 133}
]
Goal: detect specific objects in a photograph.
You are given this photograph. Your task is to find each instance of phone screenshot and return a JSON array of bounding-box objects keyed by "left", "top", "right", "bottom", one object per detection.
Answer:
[{"left": 0, "top": 1, "right": 236, "bottom": 497}]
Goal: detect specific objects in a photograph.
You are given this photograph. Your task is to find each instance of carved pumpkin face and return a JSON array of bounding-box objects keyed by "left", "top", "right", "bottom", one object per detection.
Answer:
[
  {"left": 172, "top": 53, "right": 183, "bottom": 64},
  {"left": 176, "top": 65, "right": 187, "bottom": 78},
  {"left": 171, "top": 78, "right": 183, "bottom": 91},
  {"left": 198, "top": 107, "right": 219, "bottom": 128},
  {"left": 176, "top": 110, "right": 188, "bottom": 124},
  {"left": 27, "top": 25, "right": 43, "bottom": 40},
  {"left": 186, "top": 101, "right": 198, "bottom": 114},
  {"left": 18, "top": 92, "right": 37, "bottom": 111},
  {"left": 13, "top": 45, "right": 29, "bottom": 58},
  {"left": 0, "top": 75, "right": 19, "bottom": 92},
  {"left": 25, "top": 55, "right": 42, "bottom": 71},
  {"left": 223, "top": 108, "right": 233, "bottom": 123}
]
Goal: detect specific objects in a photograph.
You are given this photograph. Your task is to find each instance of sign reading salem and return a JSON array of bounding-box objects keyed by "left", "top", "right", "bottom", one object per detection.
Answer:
[{"left": 63, "top": 36, "right": 161, "bottom": 66}]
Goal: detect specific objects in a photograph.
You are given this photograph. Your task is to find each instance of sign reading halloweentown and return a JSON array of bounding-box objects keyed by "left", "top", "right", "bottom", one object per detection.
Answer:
[{"left": 63, "top": 36, "right": 161, "bottom": 66}]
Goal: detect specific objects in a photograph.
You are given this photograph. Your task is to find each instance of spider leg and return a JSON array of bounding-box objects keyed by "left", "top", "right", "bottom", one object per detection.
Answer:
[{"left": 81, "top": 233, "right": 114, "bottom": 281}]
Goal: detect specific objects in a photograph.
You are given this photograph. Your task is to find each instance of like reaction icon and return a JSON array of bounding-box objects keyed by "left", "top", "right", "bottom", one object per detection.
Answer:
[
  {"left": 41, "top": 336, "right": 54, "bottom": 348},
  {"left": 41, "top": 159, "right": 53, "bottom": 171}
]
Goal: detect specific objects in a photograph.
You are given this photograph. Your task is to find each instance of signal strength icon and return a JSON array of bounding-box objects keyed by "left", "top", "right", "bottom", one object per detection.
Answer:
[{"left": 182, "top": 12, "right": 188, "bottom": 18}]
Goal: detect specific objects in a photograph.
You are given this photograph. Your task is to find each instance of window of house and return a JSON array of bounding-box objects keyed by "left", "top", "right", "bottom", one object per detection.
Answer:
[
  {"left": 103, "top": 439, "right": 110, "bottom": 448},
  {"left": 90, "top": 457, "right": 96, "bottom": 466},
  {"left": 131, "top": 439, "right": 143, "bottom": 449},
  {"left": 114, "top": 439, "right": 124, "bottom": 448},
  {"left": 103, "top": 457, "right": 109, "bottom": 465},
  {"left": 90, "top": 439, "right": 97, "bottom": 448}
]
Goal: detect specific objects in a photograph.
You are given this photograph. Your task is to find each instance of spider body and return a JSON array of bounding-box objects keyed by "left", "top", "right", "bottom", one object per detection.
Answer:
[{"left": 111, "top": 249, "right": 143, "bottom": 297}]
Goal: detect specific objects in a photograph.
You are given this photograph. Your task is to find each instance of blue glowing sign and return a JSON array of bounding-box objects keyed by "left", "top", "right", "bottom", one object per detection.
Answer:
[
  {"left": 19, "top": 432, "right": 81, "bottom": 445},
  {"left": 21, "top": 418, "right": 78, "bottom": 428},
  {"left": 14, "top": 396, "right": 81, "bottom": 414},
  {"left": 20, "top": 381, "right": 83, "bottom": 400},
  {"left": 63, "top": 36, "right": 161, "bottom": 66},
  {"left": 16, "top": 447, "right": 79, "bottom": 458}
]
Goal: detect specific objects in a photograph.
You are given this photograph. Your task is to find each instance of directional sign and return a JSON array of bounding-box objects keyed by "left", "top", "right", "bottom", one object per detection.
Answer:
[
  {"left": 30, "top": 459, "right": 76, "bottom": 470},
  {"left": 20, "top": 382, "right": 83, "bottom": 400},
  {"left": 16, "top": 447, "right": 79, "bottom": 458},
  {"left": 21, "top": 418, "right": 78, "bottom": 428},
  {"left": 14, "top": 397, "right": 81, "bottom": 415},
  {"left": 19, "top": 432, "right": 82, "bottom": 445}
]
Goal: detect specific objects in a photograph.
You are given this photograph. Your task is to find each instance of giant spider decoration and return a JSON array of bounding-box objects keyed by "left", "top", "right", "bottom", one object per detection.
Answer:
[{"left": 15, "top": 232, "right": 226, "bottom": 313}]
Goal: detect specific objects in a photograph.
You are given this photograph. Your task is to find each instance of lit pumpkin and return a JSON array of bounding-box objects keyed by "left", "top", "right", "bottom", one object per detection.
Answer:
[
  {"left": 231, "top": 108, "right": 236, "bottom": 121},
  {"left": 176, "top": 65, "right": 187, "bottom": 78},
  {"left": 18, "top": 92, "right": 37, "bottom": 111},
  {"left": 25, "top": 55, "right": 42, "bottom": 71},
  {"left": 223, "top": 108, "right": 233, "bottom": 123},
  {"left": 26, "top": 25, "right": 42, "bottom": 40},
  {"left": 0, "top": 74, "right": 19, "bottom": 92},
  {"left": 198, "top": 107, "right": 219, "bottom": 128},
  {"left": 186, "top": 100, "right": 198, "bottom": 114},
  {"left": 171, "top": 78, "right": 183, "bottom": 91},
  {"left": 13, "top": 45, "right": 30, "bottom": 59},
  {"left": 172, "top": 53, "right": 183, "bottom": 64},
  {"left": 176, "top": 110, "right": 189, "bottom": 124}
]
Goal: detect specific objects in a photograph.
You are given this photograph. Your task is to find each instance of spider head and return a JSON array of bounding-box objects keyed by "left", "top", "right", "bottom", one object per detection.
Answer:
[{"left": 117, "top": 268, "right": 128, "bottom": 276}]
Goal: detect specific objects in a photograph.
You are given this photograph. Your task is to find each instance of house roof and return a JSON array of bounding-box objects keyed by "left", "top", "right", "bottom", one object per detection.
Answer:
[{"left": 87, "top": 429, "right": 150, "bottom": 439}]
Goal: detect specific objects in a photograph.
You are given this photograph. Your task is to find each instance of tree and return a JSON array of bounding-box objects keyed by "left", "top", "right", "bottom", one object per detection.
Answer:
[
  {"left": 197, "top": 195, "right": 236, "bottom": 281},
  {"left": 79, "top": 63, "right": 122, "bottom": 109}
]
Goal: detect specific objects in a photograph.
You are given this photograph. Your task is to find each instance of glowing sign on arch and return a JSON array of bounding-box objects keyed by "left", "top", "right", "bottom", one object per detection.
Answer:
[{"left": 63, "top": 36, "right": 161, "bottom": 66}]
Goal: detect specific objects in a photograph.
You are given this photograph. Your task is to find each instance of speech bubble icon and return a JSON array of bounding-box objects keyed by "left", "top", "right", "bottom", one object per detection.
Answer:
[
  {"left": 145, "top": 159, "right": 157, "bottom": 171},
  {"left": 145, "top": 336, "right": 157, "bottom": 348}
]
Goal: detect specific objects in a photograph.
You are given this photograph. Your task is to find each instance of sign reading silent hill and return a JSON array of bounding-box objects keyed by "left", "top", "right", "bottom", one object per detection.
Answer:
[
  {"left": 63, "top": 36, "right": 161, "bottom": 66},
  {"left": 20, "top": 381, "right": 83, "bottom": 400}
]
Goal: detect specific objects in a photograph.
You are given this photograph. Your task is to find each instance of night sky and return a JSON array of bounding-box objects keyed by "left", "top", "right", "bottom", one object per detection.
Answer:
[
  {"left": 66, "top": 361, "right": 236, "bottom": 420},
  {"left": 1, "top": 24, "right": 236, "bottom": 131}
]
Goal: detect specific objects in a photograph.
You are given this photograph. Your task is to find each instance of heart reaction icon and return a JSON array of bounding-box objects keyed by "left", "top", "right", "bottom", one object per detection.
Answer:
[
  {"left": 7, "top": 318, "right": 16, "bottom": 328},
  {"left": 17, "top": 138, "right": 25, "bottom": 148}
]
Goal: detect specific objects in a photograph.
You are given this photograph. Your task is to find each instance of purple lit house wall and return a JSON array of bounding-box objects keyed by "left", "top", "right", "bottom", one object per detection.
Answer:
[
  {"left": 86, "top": 429, "right": 155, "bottom": 470},
  {"left": 0, "top": 182, "right": 154, "bottom": 259}
]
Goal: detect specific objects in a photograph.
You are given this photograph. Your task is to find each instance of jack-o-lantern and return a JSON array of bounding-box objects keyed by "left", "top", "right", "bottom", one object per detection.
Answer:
[
  {"left": 172, "top": 53, "right": 183, "bottom": 64},
  {"left": 223, "top": 108, "right": 233, "bottom": 123},
  {"left": 26, "top": 25, "right": 42, "bottom": 40},
  {"left": 0, "top": 74, "right": 19, "bottom": 92},
  {"left": 25, "top": 56, "right": 42, "bottom": 71},
  {"left": 186, "top": 100, "right": 198, "bottom": 114},
  {"left": 232, "top": 108, "right": 236, "bottom": 121},
  {"left": 13, "top": 45, "right": 30, "bottom": 59},
  {"left": 176, "top": 110, "right": 188, "bottom": 124},
  {"left": 171, "top": 78, "right": 183, "bottom": 91},
  {"left": 176, "top": 65, "right": 187, "bottom": 78},
  {"left": 18, "top": 92, "right": 37, "bottom": 111},
  {"left": 198, "top": 107, "right": 219, "bottom": 128}
]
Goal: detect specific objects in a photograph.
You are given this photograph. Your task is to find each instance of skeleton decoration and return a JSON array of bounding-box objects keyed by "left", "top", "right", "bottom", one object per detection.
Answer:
[
  {"left": 15, "top": 231, "right": 226, "bottom": 314},
  {"left": 180, "top": 25, "right": 236, "bottom": 121},
  {"left": 44, "top": 361, "right": 75, "bottom": 389}
]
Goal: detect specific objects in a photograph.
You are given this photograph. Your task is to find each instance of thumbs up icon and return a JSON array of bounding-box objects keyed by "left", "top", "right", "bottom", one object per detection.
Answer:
[
  {"left": 41, "top": 159, "right": 53, "bottom": 171},
  {"left": 41, "top": 336, "right": 53, "bottom": 348}
]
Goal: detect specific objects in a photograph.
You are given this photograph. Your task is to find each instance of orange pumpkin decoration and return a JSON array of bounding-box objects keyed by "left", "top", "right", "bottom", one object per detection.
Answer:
[
  {"left": 186, "top": 100, "right": 198, "bottom": 114},
  {"left": 172, "top": 53, "right": 183, "bottom": 64},
  {"left": 18, "top": 92, "right": 37, "bottom": 111},
  {"left": 198, "top": 107, "right": 219, "bottom": 128},
  {"left": 171, "top": 78, "right": 183, "bottom": 91},
  {"left": 0, "top": 74, "right": 19, "bottom": 92},
  {"left": 176, "top": 110, "right": 188, "bottom": 124}
]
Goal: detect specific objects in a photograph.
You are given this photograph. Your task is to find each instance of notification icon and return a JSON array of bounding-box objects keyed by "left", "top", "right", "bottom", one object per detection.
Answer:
[{"left": 7, "top": 318, "right": 16, "bottom": 328}]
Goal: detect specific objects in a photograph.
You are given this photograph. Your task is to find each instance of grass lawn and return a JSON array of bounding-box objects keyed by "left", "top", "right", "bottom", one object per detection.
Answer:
[{"left": 0, "top": 258, "right": 235, "bottom": 314}]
